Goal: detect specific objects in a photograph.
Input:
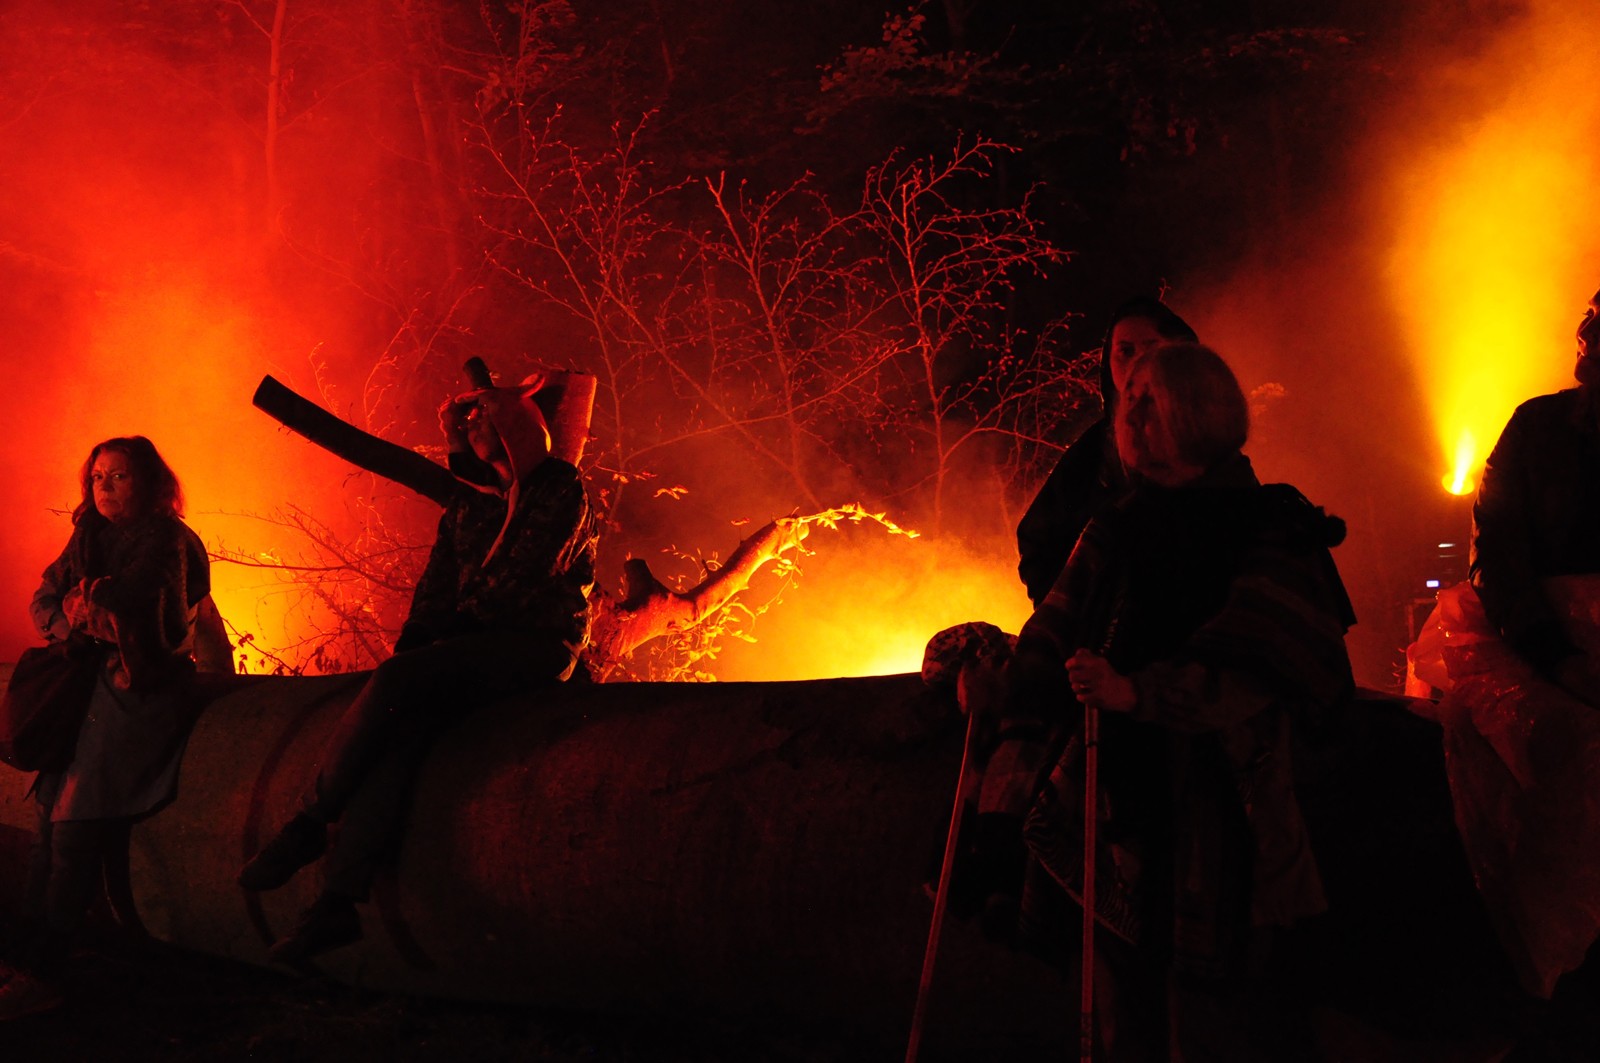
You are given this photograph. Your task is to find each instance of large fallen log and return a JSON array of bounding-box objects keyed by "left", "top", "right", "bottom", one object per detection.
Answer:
[{"left": 0, "top": 668, "right": 1069, "bottom": 1052}]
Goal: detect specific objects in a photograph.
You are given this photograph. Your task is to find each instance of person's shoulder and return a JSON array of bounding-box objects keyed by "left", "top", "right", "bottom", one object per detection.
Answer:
[
  {"left": 539, "top": 457, "right": 581, "bottom": 481},
  {"left": 524, "top": 457, "right": 583, "bottom": 493},
  {"left": 1252, "top": 484, "right": 1347, "bottom": 550},
  {"left": 517, "top": 459, "right": 588, "bottom": 510},
  {"left": 1508, "top": 388, "right": 1584, "bottom": 424},
  {"left": 137, "top": 512, "right": 192, "bottom": 544}
]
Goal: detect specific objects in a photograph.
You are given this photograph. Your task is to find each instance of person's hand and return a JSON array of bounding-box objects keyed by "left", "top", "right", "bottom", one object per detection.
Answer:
[
  {"left": 62, "top": 580, "right": 91, "bottom": 629},
  {"left": 1066, "top": 648, "right": 1137, "bottom": 713},
  {"left": 1554, "top": 653, "right": 1600, "bottom": 709}
]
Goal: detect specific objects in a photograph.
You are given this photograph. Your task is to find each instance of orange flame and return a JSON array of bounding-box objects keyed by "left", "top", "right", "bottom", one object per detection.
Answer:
[
  {"left": 1387, "top": 0, "right": 1600, "bottom": 497},
  {"left": 1441, "top": 429, "right": 1476, "bottom": 497},
  {"left": 714, "top": 537, "right": 1033, "bottom": 681}
]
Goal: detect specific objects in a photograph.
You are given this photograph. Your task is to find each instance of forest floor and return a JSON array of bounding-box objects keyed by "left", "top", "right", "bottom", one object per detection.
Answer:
[
  {"left": 0, "top": 926, "right": 1569, "bottom": 1063},
  {"left": 0, "top": 929, "right": 871, "bottom": 1063}
]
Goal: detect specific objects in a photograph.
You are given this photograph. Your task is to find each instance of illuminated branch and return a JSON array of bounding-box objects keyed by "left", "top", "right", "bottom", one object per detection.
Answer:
[{"left": 588, "top": 505, "right": 918, "bottom": 672}]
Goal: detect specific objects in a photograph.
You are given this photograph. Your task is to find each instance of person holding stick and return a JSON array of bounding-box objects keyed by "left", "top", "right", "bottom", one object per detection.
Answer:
[
  {"left": 991, "top": 344, "right": 1355, "bottom": 1060},
  {"left": 237, "top": 373, "right": 597, "bottom": 964}
]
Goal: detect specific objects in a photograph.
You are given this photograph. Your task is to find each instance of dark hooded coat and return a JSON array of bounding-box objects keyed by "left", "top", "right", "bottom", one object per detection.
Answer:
[
  {"left": 29, "top": 512, "right": 210, "bottom": 820},
  {"left": 999, "top": 455, "right": 1355, "bottom": 973},
  {"left": 1015, "top": 300, "right": 1197, "bottom": 606},
  {"left": 397, "top": 379, "right": 598, "bottom": 659}
]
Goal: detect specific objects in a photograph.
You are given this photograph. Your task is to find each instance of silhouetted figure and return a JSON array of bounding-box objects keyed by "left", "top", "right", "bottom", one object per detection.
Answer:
[
  {"left": 238, "top": 379, "right": 597, "bottom": 964},
  {"left": 1, "top": 436, "right": 213, "bottom": 1020},
  {"left": 991, "top": 344, "right": 1355, "bottom": 1061},
  {"left": 1471, "top": 284, "right": 1600, "bottom": 707},
  {"left": 1015, "top": 298, "right": 1198, "bottom": 606},
  {"left": 1472, "top": 286, "right": 1600, "bottom": 1061}
]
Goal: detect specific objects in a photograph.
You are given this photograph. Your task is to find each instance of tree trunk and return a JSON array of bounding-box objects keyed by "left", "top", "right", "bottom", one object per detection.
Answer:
[{"left": 0, "top": 669, "right": 1070, "bottom": 1051}]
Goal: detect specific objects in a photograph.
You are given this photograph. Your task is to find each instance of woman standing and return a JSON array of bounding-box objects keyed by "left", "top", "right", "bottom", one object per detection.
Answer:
[
  {"left": 0, "top": 436, "right": 212, "bottom": 1019},
  {"left": 1003, "top": 345, "right": 1355, "bottom": 1060}
]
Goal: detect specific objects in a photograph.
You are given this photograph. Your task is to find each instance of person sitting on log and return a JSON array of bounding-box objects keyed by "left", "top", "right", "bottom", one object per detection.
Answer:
[
  {"left": 1470, "top": 284, "right": 1600, "bottom": 707},
  {"left": 987, "top": 343, "right": 1356, "bottom": 1060},
  {"left": 238, "top": 377, "right": 598, "bottom": 964}
]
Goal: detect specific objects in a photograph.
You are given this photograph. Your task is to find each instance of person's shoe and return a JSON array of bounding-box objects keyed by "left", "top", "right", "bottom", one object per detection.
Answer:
[
  {"left": 238, "top": 814, "right": 327, "bottom": 891},
  {"left": 268, "top": 893, "right": 362, "bottom": 966},
  {"left": 0, "top": 972, "right": 64, "bottom": 1021}
]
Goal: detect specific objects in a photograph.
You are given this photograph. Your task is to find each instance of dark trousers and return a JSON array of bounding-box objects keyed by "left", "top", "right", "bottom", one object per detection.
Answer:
[
  {"left": 16, "top": 776, "right": 131, "bottom": 979},
  {"left": 301, "top": 630, "right": 574, "bottom": 901}
]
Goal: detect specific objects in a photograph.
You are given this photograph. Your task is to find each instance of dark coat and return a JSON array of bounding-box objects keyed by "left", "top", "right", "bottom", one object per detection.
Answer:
[
  {"left": 397, "top": 457, "right": 597, "bottom": 656},
  {"left": 1005, "top": 456, "right": 1355, "bottom": 950},
  {"left": 31, "top": 513, "right": 211, "bottom": 820},
  {"left": 1470, "top": 387, "right": 1600, "bottom": 671},
  {"left": 1015, "top": 419, "right": 1125, "bottom": 607},
  {"left": 1014, "top": 299, "right": 1196, "bottom": 607}
]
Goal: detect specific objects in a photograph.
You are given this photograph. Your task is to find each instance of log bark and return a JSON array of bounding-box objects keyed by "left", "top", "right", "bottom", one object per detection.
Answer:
[{"left": 0, "top": 668, "right": 1069, "bottom": 1051}]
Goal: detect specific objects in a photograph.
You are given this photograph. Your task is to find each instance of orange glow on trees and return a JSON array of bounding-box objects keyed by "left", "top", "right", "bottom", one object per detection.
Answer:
[{"left": 1386, "top": 0, "right": 1600, "bottom": 498}]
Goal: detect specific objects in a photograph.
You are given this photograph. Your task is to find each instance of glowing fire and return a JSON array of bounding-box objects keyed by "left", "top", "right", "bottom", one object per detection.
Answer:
[
  {"left": 1442, "top": 429, "right": 1476, "bottom": 497},
  {"left": 1387, "top": 0, "right": 1600, "bottom": 497},
  {"left": 714, "top": 538, "right": 1034, "bottom": 681}
]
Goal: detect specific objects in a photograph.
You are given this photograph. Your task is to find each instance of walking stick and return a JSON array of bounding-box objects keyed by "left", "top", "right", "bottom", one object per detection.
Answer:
[
  {"left": 1077, "top": 608, "right": 1119, "bottom": 1063},
  {"left": 904, "top": 697, "right": 984, "bottom": 1063},
  {"left": 1079, "top": 703, "right": 1100, "bottom": 1063}
]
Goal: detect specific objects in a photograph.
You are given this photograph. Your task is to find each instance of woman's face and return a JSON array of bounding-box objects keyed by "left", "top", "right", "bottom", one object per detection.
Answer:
[
  {"left": 91, "top": 449, "right": 139, "bottom": 523},
  {"left": 1115, "top": 362, "right": 1203, "bottom": 487},
  {"left": 1108, "top": 316, "right": 1168, "bottom": 392}
]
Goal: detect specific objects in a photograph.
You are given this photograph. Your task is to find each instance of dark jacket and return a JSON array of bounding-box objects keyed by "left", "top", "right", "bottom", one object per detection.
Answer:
[
  {"left": 1016, "top": 419, "right": 1125, "bottom": 607},
  {"left": 398, "top": 457, "right": 597, "bottom": 654},
  {"left": 1009, "top": 455, "right": 1355, "bottom": 934},
  {"left": 1015, "top": 299, "right": 1196, "bottom": 606},
  {"left": 1470, "top": 387, "right": 1600, "bottom": 671},
  {"left": 33, "top": 513, "right": 210, "bottom": 691},
  {"left": 31, "top": 512, "right": 211, "bottom": 820}
]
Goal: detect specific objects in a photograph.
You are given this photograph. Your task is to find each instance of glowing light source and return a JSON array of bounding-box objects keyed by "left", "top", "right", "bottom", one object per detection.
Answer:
[
  {"left": 1386, "top": 0, "right": 1600, "bottom": 499},
  {"left": 1442, "top": 429, "right": 1477, "bottom": 496}
]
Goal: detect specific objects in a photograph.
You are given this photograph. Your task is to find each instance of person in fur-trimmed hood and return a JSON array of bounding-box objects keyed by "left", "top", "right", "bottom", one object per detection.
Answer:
[{"left": 238, "top": 373, "right": 598, "bottom": 964}]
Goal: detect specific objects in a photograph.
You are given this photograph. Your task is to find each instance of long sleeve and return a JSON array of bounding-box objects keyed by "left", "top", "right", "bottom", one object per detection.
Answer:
[
  {"left": 84, "top": 518, "right": 199, "bottom": 691},
  {"left": 1470, "top": 403, "right": 1578, "bottom": 671},
  {"left": 1129, "top": 657, "right": 1280, "bottom": 733},
  {"left": 1016, "top": 420, "right": 1118, "bottom": 607},
  {"left": 30, "top": 538, "right": 76, "bottom": 642},
  {"left": 396, "top": 509, "right": 465, "bottom": 653},
  {"left": 1129, "top": 545, "right": 1353, "bottom": 733},
  {"left": 1008, "top": 510, "right": 1121, "bottom": 721}
]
